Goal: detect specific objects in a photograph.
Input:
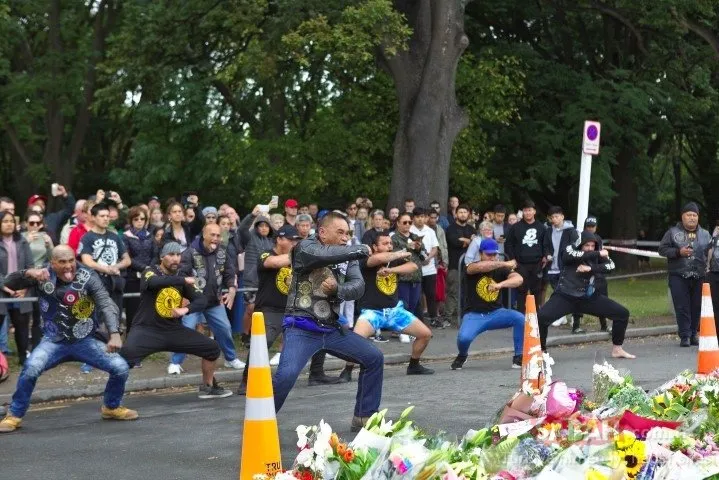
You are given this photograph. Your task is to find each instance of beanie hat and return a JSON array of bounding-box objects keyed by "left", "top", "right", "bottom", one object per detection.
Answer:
[
  {"left": 160, "top": 242, "right": 183, "bottom": 258},
  {"left": 681, "top": 202, "right": 699, "bottom": 215}
]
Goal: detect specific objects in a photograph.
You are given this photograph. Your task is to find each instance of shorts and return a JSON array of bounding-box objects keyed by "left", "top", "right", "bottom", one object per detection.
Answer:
[
  {"left": 243, "top": 292, "right": 256, "bottom": 304},
  {"left": 357, "top": 301, "right": 415, "bottom": 332},
  {"left": 120, "top": 325, "right": 221, "bottom": 366}
]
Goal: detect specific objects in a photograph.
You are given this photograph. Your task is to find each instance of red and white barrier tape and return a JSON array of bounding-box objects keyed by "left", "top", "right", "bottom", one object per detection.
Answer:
[{"left": 605, "top": 245, "right": 663, "bottom": 258}]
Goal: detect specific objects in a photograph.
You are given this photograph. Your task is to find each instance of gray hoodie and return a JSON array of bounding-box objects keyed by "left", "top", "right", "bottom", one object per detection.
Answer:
[{"left": 240, "top": 214, "right": 275, "bottom": 288}]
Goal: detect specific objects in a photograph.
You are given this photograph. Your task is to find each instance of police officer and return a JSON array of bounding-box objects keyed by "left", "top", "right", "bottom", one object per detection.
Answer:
[{"left": 658, "top": 202, "right": 712, "bottom": 347}]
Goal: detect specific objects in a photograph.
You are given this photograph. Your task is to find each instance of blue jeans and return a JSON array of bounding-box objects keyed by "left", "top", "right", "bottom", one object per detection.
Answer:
[
  {"left": 398, "top": 282, "right": 422, "bottom": 317},
  {"left": 273, "top": 326, "right": 384, "bottom": 417},
  {"left": 0, "top": 315, "right": 9, "bottom": 353},
  {"left": 9, "top": 337, "right": 129, "bottom": 418},
  {"left": 457, "top": 309, "right": 524, "bottom": 356},
  {"left": 170, "top": 304, "right": 237, "bottom": 364}
]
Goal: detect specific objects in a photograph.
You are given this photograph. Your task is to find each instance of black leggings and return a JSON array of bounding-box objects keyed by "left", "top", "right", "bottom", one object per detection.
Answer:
[
  {"left": 4, "top": 309, "right": 32, "bottom": 364},
  {"left": 242, "top": 310, "right": 284, "bottom": 383},
  {"left": 517, "top": 262, "right": 543, "bottom": 312},
  {"left": 421, "top": 274, "right": 437, "bottom": 318},
  {"left": 124, "top": 276, "right": 142, "bottom": 334},
  {"left": 538, "top": 292, "right": 629, "bottom": 350}
]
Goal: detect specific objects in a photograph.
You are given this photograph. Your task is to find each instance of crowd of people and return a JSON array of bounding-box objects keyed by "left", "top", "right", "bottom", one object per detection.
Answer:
[{"left": 1, "top": 186, "right": 713, "bottom": 432}]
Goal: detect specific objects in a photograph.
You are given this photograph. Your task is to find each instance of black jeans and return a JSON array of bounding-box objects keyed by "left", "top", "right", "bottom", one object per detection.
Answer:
[
  {"left": 573, "top": 280, "right": 608, "bottom": 328},
  {"left": 668, "top": 274, "right": 702, "bottom": 339},
  {"left": 241, "top": 310, "right": 284, "bottom": 383},
  {"left": 5, "top": 309, "right": 32, "bottom": 365},
  {"left": 124, "top": 275, "right": 141, "bottom": 334},
  {"left": 538, "top": 292, "right": 629, "bottom": 350},
  {"left": 421, "top": 274, "right": 437, "bottom": 319},
  {"left": 709, "top": 273, "right": 719, "bottom": 343},
  {"left": 517, "top": 262, "right": 543, "bottom": 313}
]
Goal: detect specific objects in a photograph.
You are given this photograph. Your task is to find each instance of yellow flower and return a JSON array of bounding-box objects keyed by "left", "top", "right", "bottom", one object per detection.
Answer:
[
  {"left": 622, "top": 440, "right": 646, "bottom": 479},
  {"left": 615, "top": 431, "right": 636, "bottom": 451},
  {"left": 586, "top": 468, "right": 609, "bottom": 480}
]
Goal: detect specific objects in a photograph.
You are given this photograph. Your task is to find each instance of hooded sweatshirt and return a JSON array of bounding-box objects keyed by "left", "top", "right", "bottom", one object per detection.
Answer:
[{"left": 240, "top": 214, "right": 275, "bottom": 288}]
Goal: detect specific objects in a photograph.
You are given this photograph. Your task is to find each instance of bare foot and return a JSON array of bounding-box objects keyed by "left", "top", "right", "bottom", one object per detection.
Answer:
[{"left": 611, "top": 347, "right": 636, "bottom": 359}]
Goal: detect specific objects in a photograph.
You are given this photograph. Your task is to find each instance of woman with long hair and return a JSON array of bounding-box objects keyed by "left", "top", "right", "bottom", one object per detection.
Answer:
[
  {"left": 123, "top": 206, "right": 154, "bottom": 334},
  {"left": 0, "top": 212, "right": 34, "bottom": 365},
  {"left": 149, "top": 207, "right": 164, "bottom": 228},
  {"left": 22, "top": 212, "right": 53, "bottom": 352},
  {"left": 163, "top": 201, "right": 203, "bottom": 251}
]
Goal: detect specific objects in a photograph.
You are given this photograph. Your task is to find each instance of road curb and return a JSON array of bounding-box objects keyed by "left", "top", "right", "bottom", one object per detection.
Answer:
[{"left": 0, "top": 325, "right": 677, "bottom": 405}]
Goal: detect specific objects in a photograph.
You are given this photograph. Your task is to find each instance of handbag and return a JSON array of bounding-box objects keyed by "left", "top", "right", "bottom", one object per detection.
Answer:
[{"left": 435, "top": 266, "right": 447, "bottom": 302}]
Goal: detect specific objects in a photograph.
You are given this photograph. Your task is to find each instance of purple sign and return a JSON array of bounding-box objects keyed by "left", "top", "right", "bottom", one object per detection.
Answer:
[{"left": 586, "top": 125, "right": 599, "bottom": 141}]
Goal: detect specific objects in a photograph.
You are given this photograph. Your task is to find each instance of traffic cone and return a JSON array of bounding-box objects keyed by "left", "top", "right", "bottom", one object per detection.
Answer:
[
  {"left": 697, "top": 283, "right": 719, "bottom": 374},
  {"left": 521, "top": 294, "right": 545, "bottom": 393},
  {"left": 239, "top": 312, "right": 282, "bottom": 480}
]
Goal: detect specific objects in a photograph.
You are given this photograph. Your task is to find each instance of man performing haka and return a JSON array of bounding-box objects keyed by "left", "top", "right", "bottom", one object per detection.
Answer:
[
  {"left": 0, "top": 245, "right": 136, "bottom": 433},
  {"left": 538, "top": 232, "right": 635, "bottom": 359},
  {"left": 338, "top": 230, "right": 434, "bottom": 382},
  {"left": 120, "top": 242, "right": 232, "bottom": 399},
  {"left": 272, "top": 212, "right": 383, "bottom": 432}
]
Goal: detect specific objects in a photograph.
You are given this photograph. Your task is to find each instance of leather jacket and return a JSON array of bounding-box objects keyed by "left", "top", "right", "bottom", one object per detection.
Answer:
[
  {"left": 286, "top": 237, "right": 369, "bottom": 326},
  {"left": 658, "top": 223, "right": 711, "bottom": 279},
  {"left": 556, "top": 232, "right": 615, "bottom": 298}
]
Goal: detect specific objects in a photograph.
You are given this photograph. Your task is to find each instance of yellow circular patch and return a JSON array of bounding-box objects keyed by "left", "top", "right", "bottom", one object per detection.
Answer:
[
  {"left": 155, "top": 287, "right": 182, "bottom": 319},
  {"left": 376, "top": 272, "right": 397, "bottom": 296},
  {"left": 476, "top": 276, "right": 499, "bottom": 302},
  {"left": 276, "top": 267, "right": 292, "bottom": 295},
  {"left": 71, "top": 296, "right": 95, "bottom": 319}
]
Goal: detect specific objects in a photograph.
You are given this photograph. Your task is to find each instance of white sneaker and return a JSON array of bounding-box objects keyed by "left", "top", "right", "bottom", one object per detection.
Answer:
[
  {"left": 224, "top": 358, "right": 246, "bottom": 369},
  {"left": 167, "top": 363, "right": 183, "bottom": 375},
  {"left": 269, "top": 352, "right": 281, "bottom": 366},
  {"left": 399, "top": 334, "right": 411, "bottom": 344},
  {"left": 551, "top": 317, "right": 568, "bottom": 327}
]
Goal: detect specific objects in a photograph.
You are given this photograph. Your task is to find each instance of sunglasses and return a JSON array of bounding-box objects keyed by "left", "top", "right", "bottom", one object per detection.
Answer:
[
  {"left": 28, "top": 221, "right": 42, "bottom": 226},
  {"left": 400, "top": 220, "right": 412, "bottom": 225},
  {"left": 133, "top": 217, "right": 146, "bottom": 221}
]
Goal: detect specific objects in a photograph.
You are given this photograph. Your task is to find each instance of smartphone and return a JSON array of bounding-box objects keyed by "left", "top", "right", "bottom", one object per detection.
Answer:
[
  {"left": 259, "top": 204, "right": 270, "bottom": 214},
  {"left": 269, "top": 195, "right": 279, "bottom": 208},
  {"left": 51, "top": 183, "right": 60, "bottom": 197}
]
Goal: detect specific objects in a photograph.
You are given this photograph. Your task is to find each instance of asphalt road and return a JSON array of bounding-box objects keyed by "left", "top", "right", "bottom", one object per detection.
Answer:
[{"left": 2, "top": 337, "right": 695, "bottom": 480}]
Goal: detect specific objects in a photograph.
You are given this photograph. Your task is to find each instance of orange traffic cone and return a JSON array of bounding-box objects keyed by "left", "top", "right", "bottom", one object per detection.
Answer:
[
  {"left": 239, "top": 312, "right": 282, "bottom": 480},
  {"left": 521, "top": 294, "right": 545, "bottom": 393},
  {"left": 697, "top": 283, "right": 719, "bottom": 375}
]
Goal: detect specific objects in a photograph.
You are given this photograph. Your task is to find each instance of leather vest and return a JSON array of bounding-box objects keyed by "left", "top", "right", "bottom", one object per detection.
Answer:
[
  {"left": 37, "top": 267, "right": 97, "bottom": 343},
  {"left": 190, "top": 248, "right": 227, "bottom": 298},
  {"left": 286, "top": 263, "right": 348, "bottom": 326}
]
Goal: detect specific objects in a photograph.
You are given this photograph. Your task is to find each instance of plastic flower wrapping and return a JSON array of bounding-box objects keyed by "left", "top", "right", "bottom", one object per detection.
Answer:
[{"left": 255, "top": 365, "right": 719, "bottom": 480}]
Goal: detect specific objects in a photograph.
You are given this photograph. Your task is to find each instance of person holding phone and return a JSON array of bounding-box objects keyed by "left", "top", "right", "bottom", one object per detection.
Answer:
[
  {"left": 22, "top": 212, "right": 53, "bottom": 351},
  {"left": 658, "top": 202, "right": 712, "bottom": 347}
]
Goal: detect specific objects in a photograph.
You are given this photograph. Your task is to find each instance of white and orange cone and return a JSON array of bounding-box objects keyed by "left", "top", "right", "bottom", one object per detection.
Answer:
[
  {"left": 698, "top": 283, "right": 719, "bottom": 375},
  {"left": 239, "top": 312, "right": 282, "bottom": 480},
  {"left": 521, "top": 294, "right": 545, "bottom": 393}
]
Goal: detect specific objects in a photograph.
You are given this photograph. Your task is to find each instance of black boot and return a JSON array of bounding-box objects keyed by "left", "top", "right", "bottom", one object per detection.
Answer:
[
  {"left": 339, "top": 365, "right": 354, "bottom": 383},
  {"left": 690, "top": 334, "right": 700, "bottom": 346},
  {"left": 308, "top": 351, "right": 342, "bottom": 386},
  {"left": 680, "top": 337, "right": 691, "bottom": 347},
  {"left": 406, "top": 358, "right": 434, "bottom": 375},
  {"left": 571, "top": 316, "right": 585, "bottom": 334},
  {"left": 599, "top": 317, "right": 609, "bottom": 332}
]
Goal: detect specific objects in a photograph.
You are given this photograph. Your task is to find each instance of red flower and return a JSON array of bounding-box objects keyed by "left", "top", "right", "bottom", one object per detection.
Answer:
[
  {"left": 343, "top": 448, "right": 355, "bottom": 463},
  {"left": 300, "top": 471, "right": 313, "bottom": 480}
]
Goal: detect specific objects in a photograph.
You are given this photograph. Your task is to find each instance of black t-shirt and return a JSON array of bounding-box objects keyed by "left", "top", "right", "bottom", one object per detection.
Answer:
[
  {"left": 131, "top": 265, "right": 206, "bottom": 329},
  {"left": 255, "top": 249, "right": 291, "bottom": 312},
  {"left": 358, "top": 258, "right": 402, "bottom": 310},
  {"left": 464, "top": 267, "right": 511, "bottom": 313},
  {"left": 77, "top": 230, "right": 126, "bottom": 265}
]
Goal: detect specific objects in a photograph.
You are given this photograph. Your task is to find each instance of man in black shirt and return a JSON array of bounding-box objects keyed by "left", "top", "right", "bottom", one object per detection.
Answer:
[
  {"left": 120, "top": 242, "right": 232, "bottom": 399},
  {"left": 338, "top": 231, "right": 434, "bottom": 381},
  {"left": 237, "top": 225, "right": 301, "bottom": 395},
  {"left": 538, "top": 232, "right": 635, "bottom": 359},
  {"left": 451, "top": 239, "right": 525, "bottom": 370},
  {"left": 505, "top": 200, "right": 547, "bottom": 313},
  {"left": 445, "top": 205, "right": 475, "bottom": 323}
]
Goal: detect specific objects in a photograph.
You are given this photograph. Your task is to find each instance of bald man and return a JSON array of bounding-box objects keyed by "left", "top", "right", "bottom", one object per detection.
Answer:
[
  {"left": 167, "top": 223, "right": 244, "bottom": 374},
  {"left": 0, "top": 246, "right": 137, "bottom": 433}
]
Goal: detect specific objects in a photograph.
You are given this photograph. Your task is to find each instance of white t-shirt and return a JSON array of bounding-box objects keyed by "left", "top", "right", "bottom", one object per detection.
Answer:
[{"left": 410, "top": 225, "right": 439, "bottom": 276}]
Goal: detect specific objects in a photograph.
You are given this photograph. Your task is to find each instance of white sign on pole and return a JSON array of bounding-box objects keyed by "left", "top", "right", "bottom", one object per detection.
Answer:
[{"left": 582, "top": 120, "right": 601, "bottom": 155}]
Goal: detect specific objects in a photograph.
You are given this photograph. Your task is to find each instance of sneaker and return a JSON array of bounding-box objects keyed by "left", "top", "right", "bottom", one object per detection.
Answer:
[
  {"left": 450, "top": 355, "right": 467, "bottom": 370},
  {"left": 0, "top": 415, "right": 22, "bottom": 433},
  {"left": 240, "top": 333, "right": 251, "bottom": 348},
  {"left": 690, "top": 335, "right": 700, "bottom": 346},
  {"left": 407, "top": 363, "right": 434, "bottom": 375},
  {"left": 680, "top": 337, "right": 691, "bottom": 347},
  {"left": 236, "top": 382, "right": 247, "bottom": 396},
  {"left": 198, "top": 383, "right": 233, "bottom": 400},
  {"left": 269, "top": 352, "right": 281, "bottom": 366},
  {"left": 224, "top": 358, "right": 246, "bottom": 369},
  {"left": 167, "top": 363, "right": 183, "bottom": 375},
  {"left": 399, "top": 334, "right": 411, "bottom": 344},
  {"left": 372, "top": 334, "right": 389, "bottom": 343},
  {"left": 101, "top": 406, "right": 139, "bottom": 421},
  {"left": 551, "top": 317, "right": 568, "bottom": 327},
  {"left": 429, "top": 318, "right": 444, "bottom": 329},
  {"left": 572, "top": 327, "right": 586, "bottom": 334},
  {"left": 308, "top": 374, "right": 343, "bottom": 386},
  {"left": 80, "top": 363, "right": 93, "bottom": 374},
  {"left": 339, "top": 366, "right": 353, "bottom": 383},
  {"left": 512, "top": 355, "right": 522, "bottom": 369}
]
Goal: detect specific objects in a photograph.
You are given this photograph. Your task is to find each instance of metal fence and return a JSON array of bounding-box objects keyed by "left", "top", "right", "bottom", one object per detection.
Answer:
[{"left": 0, "top": 287, "right": 258, "bottom": 304}]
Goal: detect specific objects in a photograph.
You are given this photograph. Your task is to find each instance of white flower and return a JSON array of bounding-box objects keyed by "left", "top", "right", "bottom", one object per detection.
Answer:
[
  {"left": 699, "top": 384, "right": 719, "bottom": 405},
  {"left": 275, "top": 474, "right": 299, "bottom": 480},
  {"left": 296, "top": 424, "right": 313, "bottom": 449},
  {"left": 296, "top": 447, "right": 314, "bottom": 468}
]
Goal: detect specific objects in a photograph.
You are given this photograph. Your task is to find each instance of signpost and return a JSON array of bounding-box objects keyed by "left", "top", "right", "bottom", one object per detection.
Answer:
[{"left": 577, "top": 121, "right": 601, "bottom": 230}]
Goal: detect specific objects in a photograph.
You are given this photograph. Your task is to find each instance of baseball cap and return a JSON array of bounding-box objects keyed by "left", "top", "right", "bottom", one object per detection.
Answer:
[
  {"left": 285, "top": 199, "right": 299, "bottom": 208},
  {"left": 277, "top": 224, "right": 301, "bottom": 240},
  {"left": 479, "top": 238, "right": 500, "bottom": 254},
  {"left": 28, "top": 194, "right": 48, "bottom": 206},
  {"left": 149, "top": 195, "right": 160, "bottom": 202},
  {"left": 584, "top": 216, "right": 598, "bottom": 226}
]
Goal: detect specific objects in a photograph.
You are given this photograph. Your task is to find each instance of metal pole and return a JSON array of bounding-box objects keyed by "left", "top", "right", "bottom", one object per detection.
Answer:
[{"left": 576, "top": 152, "right": 593, "bottom": 231}]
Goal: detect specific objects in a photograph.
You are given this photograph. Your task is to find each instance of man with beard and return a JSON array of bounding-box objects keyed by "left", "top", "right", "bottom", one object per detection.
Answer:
[
  {"left": 0, "top": 245, "right": 136, "bottom": 433},
  {"left": 272, "top": 212, "right": 382, "bottom": 432},
  {"left": 121, "top": 242, "right": 232, "bottom": 399},
  {"left": 445, "top": 205, "right": 474, "bottom": 322}
]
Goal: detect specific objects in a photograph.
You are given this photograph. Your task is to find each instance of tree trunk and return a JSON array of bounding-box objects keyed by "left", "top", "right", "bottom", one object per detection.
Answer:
[
  {"left": 610, "top": 149, "right": 639, "bottom": 270},
  {"left": 382, "top": 0, "right": 470, "bottom": 212}
]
